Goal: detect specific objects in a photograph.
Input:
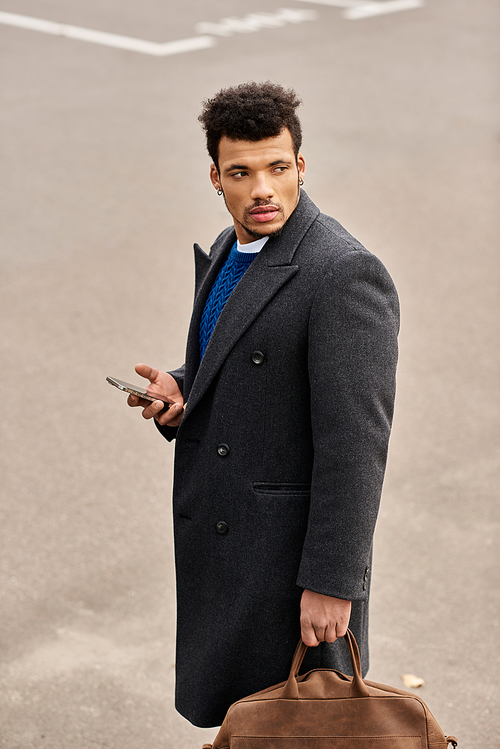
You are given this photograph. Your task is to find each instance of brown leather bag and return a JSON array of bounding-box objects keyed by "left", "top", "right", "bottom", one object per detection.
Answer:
[{"left": 202, "top": 629, "right": 457, "bottom": 748}]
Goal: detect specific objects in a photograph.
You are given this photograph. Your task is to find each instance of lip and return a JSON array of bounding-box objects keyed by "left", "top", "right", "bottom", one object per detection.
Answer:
[{"left": 249, "top": 206, "right": 280, "bottom": 223}]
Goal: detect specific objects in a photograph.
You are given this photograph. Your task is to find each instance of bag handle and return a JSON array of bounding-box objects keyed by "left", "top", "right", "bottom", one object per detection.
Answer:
[{"left": 282, "top": 629, "right": 370, "bottom": 699}]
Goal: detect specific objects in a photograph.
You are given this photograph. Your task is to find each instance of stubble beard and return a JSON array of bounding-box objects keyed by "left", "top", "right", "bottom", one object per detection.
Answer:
[
  {"left": 222, "top": 192, "right": 299, "bottom": 241},
  {"left": 235, "top": 212, "right": 285, "bottom": 241}
]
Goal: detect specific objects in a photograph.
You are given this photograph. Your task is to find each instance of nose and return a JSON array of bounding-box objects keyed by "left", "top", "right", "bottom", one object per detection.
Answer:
[{"left": 250, "top": 172, "right": 274, "bottom": 201}]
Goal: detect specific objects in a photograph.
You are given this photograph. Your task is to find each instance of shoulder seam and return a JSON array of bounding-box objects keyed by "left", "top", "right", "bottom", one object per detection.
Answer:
[{"left": 315, "top": 214, "right": 368, "bottom": 255}]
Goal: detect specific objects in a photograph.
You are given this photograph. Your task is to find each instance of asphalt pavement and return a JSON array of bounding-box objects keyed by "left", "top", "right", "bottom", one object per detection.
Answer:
[{"left": 1, "top": 1, "right": 499, "bottom": 747}]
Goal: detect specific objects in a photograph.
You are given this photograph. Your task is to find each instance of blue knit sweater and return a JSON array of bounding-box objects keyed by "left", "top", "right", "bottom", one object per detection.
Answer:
[{"left": 199, "top": 242, "right": 257, "bottom": 360}]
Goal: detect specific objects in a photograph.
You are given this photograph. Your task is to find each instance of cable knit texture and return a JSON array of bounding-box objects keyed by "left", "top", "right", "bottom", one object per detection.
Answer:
[{"left": 199, "top": 241, "right": 256, "bottom": 359}]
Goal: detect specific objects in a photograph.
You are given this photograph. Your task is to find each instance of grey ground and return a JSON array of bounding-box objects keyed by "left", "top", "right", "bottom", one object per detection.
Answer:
[{"left": 0, "top": 1, "right": 498, "bottom": 747}]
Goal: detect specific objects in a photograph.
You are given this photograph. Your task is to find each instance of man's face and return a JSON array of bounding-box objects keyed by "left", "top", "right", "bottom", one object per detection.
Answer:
[{"left": 210, "top": 128, "right": 306, "bottom": 244}]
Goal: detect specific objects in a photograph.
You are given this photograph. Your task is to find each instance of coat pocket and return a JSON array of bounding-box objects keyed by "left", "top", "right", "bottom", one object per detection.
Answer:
[
  {"left": 252, "top": 482, "right": 311, "bottom": 496},
  {"left": 247, "top": 483, "right": 311, "bottom": 593}
]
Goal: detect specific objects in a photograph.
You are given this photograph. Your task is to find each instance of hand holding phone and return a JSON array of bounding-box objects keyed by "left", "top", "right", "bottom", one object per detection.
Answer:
[
  {"left": 107, "top": 364, "right": 184, "bottom": 427},
  {"left": 107, "top": 376, "right": 171, "bottom": 406}
]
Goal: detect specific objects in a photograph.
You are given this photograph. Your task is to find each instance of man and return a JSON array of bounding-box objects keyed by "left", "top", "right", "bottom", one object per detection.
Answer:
[{"left": 127, "top": 82, "right": 399, "bottom": 728}]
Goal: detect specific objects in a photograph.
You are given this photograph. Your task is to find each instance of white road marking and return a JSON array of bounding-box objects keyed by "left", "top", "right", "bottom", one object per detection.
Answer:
[
  {"left": 294, "top": 0, "right": 366, "bottom": 7},
  {"left": 0, "top": 10, "right": 215, "bottom": 56},
  {"left": 343, "top": 0, "right": 424, "bottom": 19},
  {"left": 0, "top": 2, "right": 424, "bottom": 57},
  {"left": 195, "top": 8, "right": 317, "bottom": 37}
]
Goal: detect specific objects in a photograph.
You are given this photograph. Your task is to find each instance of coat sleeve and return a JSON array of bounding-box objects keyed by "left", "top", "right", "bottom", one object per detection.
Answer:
[
  {"left": 296, "top": 250, "right": 399, "bottom": 601},
  {"left": 167, "top": 364, "right": 185, "bottom": 394},
  {"left": 155, "top": 364, "right": 185, "bottom": 442}
]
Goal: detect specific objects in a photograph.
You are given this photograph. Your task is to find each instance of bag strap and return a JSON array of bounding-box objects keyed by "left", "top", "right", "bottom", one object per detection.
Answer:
[
  {"left": 446, "top": 738, "right": 458, "bottom": 747},
  {"left": 282, "top": 629, "right": 370, "bottom": 699}
]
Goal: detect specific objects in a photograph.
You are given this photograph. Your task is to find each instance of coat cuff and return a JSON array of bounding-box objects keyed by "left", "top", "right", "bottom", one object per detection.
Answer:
[{"left": 296, "top": 558, "right": 371, "bottom": 602}]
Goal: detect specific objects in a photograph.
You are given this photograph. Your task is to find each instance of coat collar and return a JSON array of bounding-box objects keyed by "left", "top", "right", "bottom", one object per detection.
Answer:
[
  {"left": 181, "top": 191, "right": 320, "bottom": 419},
  {"left": 261, "top": 189, "right": 320, "bottom": 267}
]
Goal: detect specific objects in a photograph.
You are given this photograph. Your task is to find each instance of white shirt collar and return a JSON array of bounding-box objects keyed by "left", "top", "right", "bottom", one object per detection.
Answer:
[{"left": 236, "top": 236, "right": 270, "bottom": 254}]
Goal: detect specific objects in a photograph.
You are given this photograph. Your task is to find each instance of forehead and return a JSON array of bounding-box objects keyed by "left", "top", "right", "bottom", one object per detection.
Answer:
[{"left": 218, "top": 128, "right": 295, "bottom": 169}]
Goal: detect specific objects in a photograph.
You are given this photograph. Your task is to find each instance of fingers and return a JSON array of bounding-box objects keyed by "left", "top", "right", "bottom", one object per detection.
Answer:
[
  {"left": 128, "top": 392, "right": 184, "bottom": 426},
  {"left": 127, "top": 393, "right": 163, "bottom": 416},
  {"left": 311, "top": 623, "right": 337, "bottom": 645},
  {"left": 300, "top": 618, "right": 320, "bottom": 647},
  {"left": 142, "top": 400, "right": 169, "bottom": 420},
  {"left": 155, "top": 402, "right": 184, "bottom": 427},
  {"left": 138, "top": 399, "right": 175, "bottom": 422},
  {"left": 323, "top": 623, "right": 339, "bottom": 643},
  {"left": 300, "top": 590, "right": 352, "bottom": 647},
  {"left": 300, "top": 619, "right": 337, "bottom": 647},
  {"left": 127, "top": 393, "right": 149, "bottom": 408},
  {"left": 335, "top": 618, "right": 349, "bottom": 639}
]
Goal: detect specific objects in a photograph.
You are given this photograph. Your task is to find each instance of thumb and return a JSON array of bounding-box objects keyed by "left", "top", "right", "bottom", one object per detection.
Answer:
[{"left": 135, "top": 362, "right": 159, "bottom": 384}]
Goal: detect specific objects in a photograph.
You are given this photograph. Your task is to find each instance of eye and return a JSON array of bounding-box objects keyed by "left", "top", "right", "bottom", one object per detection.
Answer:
[
  {"left": 231, "top": 171, "right": 247, "bottom": 179},
  {"left": 273, "top": 166, "right": 287, "bottom": 174}
]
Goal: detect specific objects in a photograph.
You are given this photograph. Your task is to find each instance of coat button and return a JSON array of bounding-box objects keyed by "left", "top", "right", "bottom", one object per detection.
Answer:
[
  {"left": 216, "top": 521, "right": 229, "bottom": 535},
  {"left": 251, "top": 350, "right": 265, "bottom": 365},
  {"left": 217, "top": 443, "right": 230, "bottom": 457}
]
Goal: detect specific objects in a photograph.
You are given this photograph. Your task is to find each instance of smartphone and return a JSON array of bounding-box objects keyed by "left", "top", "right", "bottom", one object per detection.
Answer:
[{"left": 106, "top": 376, "right": 171, "bottom": 407}]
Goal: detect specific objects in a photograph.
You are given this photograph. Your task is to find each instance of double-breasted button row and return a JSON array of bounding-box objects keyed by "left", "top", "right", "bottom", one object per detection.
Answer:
[
  {"left": 216, "top": 521, "right": 229, "bottom": 535},
  {"left": 251, "top": 350, "right": 265, "bottom": 365},
  {"left": 217, "top": 443, "right": 230, "bottom": 457}
]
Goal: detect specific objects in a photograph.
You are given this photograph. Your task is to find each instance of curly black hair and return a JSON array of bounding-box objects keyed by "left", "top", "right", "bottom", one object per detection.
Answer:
[{"left": 198, "top": 81, "right": 302, "bottom": 170}]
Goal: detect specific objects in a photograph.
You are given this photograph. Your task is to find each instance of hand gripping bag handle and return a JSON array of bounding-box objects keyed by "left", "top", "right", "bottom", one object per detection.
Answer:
[
  {"left": 202, "top": 632, "right": 459, "bottom": 748},
  {"left": 282, "top": 628, "right": 370, "bottom": 699}
]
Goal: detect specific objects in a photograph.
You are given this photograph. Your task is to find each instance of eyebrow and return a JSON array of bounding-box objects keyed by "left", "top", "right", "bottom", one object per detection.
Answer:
[
  {"left": 224, "top": 164, "right": 248, "bottom": 173},
  {"left": 224, "top": 158, "right": 293, "bottom": 174}
]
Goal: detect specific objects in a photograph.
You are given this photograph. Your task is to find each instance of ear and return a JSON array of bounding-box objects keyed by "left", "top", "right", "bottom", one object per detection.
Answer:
[
  {"left": 297, "top": 152, "right": 306, "bottom": 180},
  {"left": 210, "top": 163, "right": 221, "bottom": 191}
]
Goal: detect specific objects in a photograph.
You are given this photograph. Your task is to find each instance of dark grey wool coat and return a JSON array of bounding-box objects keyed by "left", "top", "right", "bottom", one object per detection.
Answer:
[{"left": 157, "top": 191, "right": 399, "bottom": 728}]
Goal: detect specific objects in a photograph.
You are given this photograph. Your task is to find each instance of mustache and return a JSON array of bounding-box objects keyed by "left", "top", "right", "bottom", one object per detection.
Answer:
[{"left": 246, "top": 201, "right": 282, "bottom": 212}]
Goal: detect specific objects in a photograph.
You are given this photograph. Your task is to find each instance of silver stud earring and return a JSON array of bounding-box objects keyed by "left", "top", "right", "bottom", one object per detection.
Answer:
[
  {"left": 216, "top": 187, "right": 223, "bottom": 196},
  {"left": 299, "top": 178, "right": 304, "bottom": 186}
]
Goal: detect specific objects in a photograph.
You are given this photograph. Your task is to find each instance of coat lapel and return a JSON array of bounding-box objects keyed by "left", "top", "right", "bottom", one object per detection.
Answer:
[
  {"left": 183, "top": 191, "right": 320, "bottom": 419},
  {"left": 183, "top": 228, "right": 236, "bottom": 398}
]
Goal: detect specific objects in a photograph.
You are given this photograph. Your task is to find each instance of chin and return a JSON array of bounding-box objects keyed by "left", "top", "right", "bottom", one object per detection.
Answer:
[{"left": 244, "top": 221, "right": 285, "bottom": 240}]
